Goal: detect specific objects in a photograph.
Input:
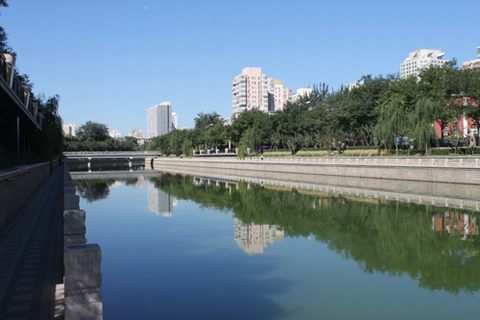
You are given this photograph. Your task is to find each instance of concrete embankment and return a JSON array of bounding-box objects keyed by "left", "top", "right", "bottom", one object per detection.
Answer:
[
  {"left": 148, "top": 156, "right": 480, "bottom": 185},
  {"left": 0, "top": 160, "right": 60, "bottom": 235}
]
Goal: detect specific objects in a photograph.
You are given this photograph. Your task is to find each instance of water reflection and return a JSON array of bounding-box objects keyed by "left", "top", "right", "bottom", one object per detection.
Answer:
[
  {"left": 147, "top": 184, "right": 177, "bottom": 217},
  {"left": 75, "top": 179, "right": 115, "bottom": 202},
  {"left": 74, "top": 172, "right": 480, "bottom": 295},
  {"left": 433, "top": 211, "right": 479, "bottom": 239},
  {"left": 151, "top": 173, "right": 480, "bottom": 294}
]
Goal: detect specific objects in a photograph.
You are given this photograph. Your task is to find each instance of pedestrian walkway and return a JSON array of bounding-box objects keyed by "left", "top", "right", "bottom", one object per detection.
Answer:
[{"left": 0, "top": 166, "right": 63, "bottom": 320}]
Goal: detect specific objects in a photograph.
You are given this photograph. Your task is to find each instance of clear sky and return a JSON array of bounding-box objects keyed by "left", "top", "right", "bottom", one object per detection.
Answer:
[{"left": 2, "top": 0, "right": 479, "bottom": 134}]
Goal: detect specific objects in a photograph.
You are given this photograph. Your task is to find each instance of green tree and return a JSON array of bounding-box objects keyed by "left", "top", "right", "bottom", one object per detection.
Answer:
[
  {"left": 32, "top": 96, "right": 63, "bottom": 160},
  {"left": 411, "top": 98, "right": 436, "bottom": 153},
  {"left": 77, "top": 121, "right": 110, "bottom": 141},
  {"left": 375, "top": 94, "right": 410, "bottom": 154},
  {"left": 240, "top": 128, "right": 260, "bottom": 152},
  {"left": 194, "top": 112, "right": 221, "bottom": 129}
]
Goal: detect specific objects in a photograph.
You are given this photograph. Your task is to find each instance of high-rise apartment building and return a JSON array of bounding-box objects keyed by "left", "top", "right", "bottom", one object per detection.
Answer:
[
  {"left": 147, "top": 101, "right": 173, "bottom": 138},
  {"left": 400, "top": 49, "right": 447, "bottom": 78},
  {"left": 171, "top": 112, "right": 178, "bottom": 130},
  {"left": 62, "top": 123, "right": 77, "bottom": 137},
  {"left": 290, "top": 88, "right": 313, "bottom": 103},
  {"left": 273, "top": 80, "right": 291, "bottom": 112},
  {"left": 128, "top": 129, "right": 144, "bottom": 139},
  {"left": 463, "top": 46, "right": 480, "bottom": 69},
  {"left": 232, "top": 67, "right": 274, "bottom": 118}
]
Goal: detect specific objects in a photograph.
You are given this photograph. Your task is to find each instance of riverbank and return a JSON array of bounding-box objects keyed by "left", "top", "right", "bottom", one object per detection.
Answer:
[{"left": 148, "top": 156, "right": 480, "bottom": 185}]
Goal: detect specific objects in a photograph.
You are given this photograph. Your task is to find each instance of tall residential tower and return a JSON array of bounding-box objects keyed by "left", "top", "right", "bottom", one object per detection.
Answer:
[
  {"left": 232, "top": 67, "right": 274, "bottom": 118},
  {"left": 147, "top": 101, "right": 173, "bottom": 138}
]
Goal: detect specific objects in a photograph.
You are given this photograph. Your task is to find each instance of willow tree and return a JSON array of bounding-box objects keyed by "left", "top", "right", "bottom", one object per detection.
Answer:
[
  {"left": 411, "top": 98, "right": 436, "bottom": 154},
  {"left": 375, "top": 94, "right": 409, "bottom": 155}
]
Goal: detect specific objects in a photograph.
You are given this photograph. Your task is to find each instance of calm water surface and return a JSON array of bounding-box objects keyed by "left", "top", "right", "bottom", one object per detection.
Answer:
[{"left": 74, "top": 172, "right": 480, "bottom": 320}]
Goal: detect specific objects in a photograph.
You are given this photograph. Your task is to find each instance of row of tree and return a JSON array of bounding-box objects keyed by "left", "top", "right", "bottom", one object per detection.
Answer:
[
  {"left": 63, "top": 121, "right": 140, "bottom": 151},
  {"left": 151, "top": 63, "right": 480, "bottom": 156}
]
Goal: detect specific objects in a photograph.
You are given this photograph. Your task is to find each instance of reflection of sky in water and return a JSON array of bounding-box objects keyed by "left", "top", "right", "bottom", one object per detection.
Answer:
[{"left": 77, "top": 176, "right": 480, "bottom": 320}]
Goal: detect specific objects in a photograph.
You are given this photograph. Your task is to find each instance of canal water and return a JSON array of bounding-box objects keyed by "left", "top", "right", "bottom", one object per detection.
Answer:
[{"left": 74, "top": 171, "right": 480, "bottom": 320}]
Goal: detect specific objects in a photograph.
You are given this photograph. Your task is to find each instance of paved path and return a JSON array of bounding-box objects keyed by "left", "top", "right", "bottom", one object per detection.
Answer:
[{"left": 0, "top": 166, "right": 63, "bottom": 320}]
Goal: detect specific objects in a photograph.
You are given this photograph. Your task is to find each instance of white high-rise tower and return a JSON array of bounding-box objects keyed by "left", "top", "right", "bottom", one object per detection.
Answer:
[{"left": 147, "top": 101, "right": 173, "bottom": 138}]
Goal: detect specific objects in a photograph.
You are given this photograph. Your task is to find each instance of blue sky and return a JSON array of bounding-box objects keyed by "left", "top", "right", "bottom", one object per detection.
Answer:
[{"left": 2, "top": 0, "right": 479, "bottom": 134}]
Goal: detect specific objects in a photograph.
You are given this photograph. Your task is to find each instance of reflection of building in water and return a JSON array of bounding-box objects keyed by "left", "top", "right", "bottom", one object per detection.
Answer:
[
  {"left": 133, "top": 176, "right": 145, "bottom": 188},
  {"left": 234, "top": 218, "right": 284, "bottom": 254},
  {"left": 111, "top": 181, "right": 123, "bottom": 188},
  {"left": 147, "top": 183, "right": 176, "bottom": 218},
  {"left": 432, "top": 212, "right": 479, "bottom": 239}
]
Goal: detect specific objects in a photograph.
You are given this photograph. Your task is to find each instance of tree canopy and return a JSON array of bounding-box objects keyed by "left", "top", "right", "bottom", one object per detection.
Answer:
[{"left": 77, "top": 121, "right": 110, "bottom": 141}]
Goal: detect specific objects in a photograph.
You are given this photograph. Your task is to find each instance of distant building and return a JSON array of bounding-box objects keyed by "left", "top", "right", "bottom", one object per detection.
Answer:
[
  {"left": 463, "top": 46, "right": 480, "bottom": 69},
  {"left": 171, "top": 112, "right": 178, "bottom": 130},
  {"left": 232, "top": 67, "right": 274, "bottom": 118},
  {"left": 400, "top": 48, "right": 448, "bottom": 78},
  {"left": 147, "top": 101, "right": 173, "bottom": 138},
  {"left": 344, "top": 80, "right": 364, "bottom": 91},
  {"left": 128, "top": 129, "right": 145, "bottom": 139},
  {"left": 290, "top": 87, "right": 313, "bottom": 103},
  {"left": 273, "top": 80, "right": 291, "bottom": 112},
  {"left": 62, "top": 123, "right": 77, "bottom": 137},
  {"left": 109, "top": 129, "right": 122, "bottom": 139},
  {"left": 234, "top": 218, "right": 284, "bottom": 255}
]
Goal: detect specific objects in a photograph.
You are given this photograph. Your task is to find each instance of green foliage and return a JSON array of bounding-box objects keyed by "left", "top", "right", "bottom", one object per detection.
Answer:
[
  {"left": 238, "top": 144, "right": 246, "bottom": 159},
  {"left": 32, "top": 96, "right": 63, "bottom": 160},
  {"left": 63, "top": 136, "right": 138, "bottom": 151},
  {"left": 194, "top": 112, "right": 221, "bottom": 129},
  {"left": 375, "top": 94, "right": 409, "bottom": 153},
  {"left": 181, "top": 139, "right": 193, "bottom": 157},
  {"left": 77, "top": 121, "right": 110, "bottom": 142},
  {"left": 411, "top": 98, "right": 436, "bottom": 153},
  {"left": 240, "top": 128, "right": 260, "bottom": 151}
]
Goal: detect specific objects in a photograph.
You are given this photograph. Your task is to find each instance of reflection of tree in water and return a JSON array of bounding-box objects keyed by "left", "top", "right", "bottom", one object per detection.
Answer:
[
  {"left": 124, "top": 177, "right": 140, "bottom": 186},
  {"left": 75, "top": 179, "right": 116, "bottom": 202},
  {"left": 151, "top": 174, "right": 480, "bottom": 294}
]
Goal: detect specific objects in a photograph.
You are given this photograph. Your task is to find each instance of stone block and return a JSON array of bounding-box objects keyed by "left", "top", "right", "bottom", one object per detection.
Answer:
[
  {"left": 64, "top": 235, "right": 87, "bottom": 246},
  {"left": 64, "top": 244, "right": 102, "bottom": 293},
  {"left": 64, "top": 195, "right": 80, "bottom": 210},
  {"left": 65, "top": 300, "right": 103, "bottom": 320},
  {"left": 64, "top": 210, "right": 86, "bottom": 237}
]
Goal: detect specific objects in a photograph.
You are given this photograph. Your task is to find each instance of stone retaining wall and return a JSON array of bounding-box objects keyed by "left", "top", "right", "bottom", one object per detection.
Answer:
[{"left": 149, "top": 156, "right": 480, "bottom": 185}]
